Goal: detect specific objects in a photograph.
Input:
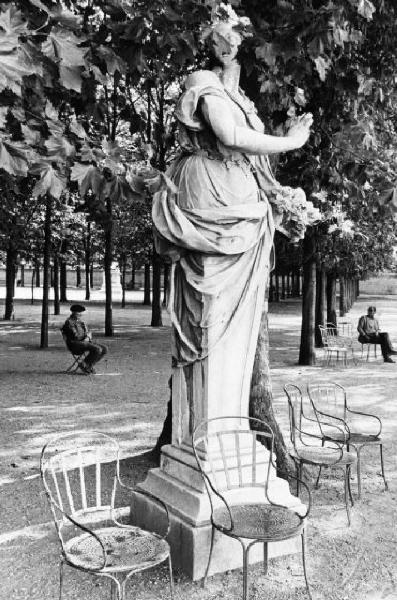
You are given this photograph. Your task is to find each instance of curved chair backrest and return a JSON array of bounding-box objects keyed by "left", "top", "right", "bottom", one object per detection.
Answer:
[
  {"left": 284, "top": 384, "right": 304, "bottom": 447},
  {"left": 307, "top": 382, "right": 347, "bottom": 422},
  {"left": 284, "top": 384, "right": 320, "bottom": 448},
  {"left": 192, "top": 416, "right": 275, "bottom": 513},
  {"left": 40, "top": 431, "right": 120, "bottom": 548}
]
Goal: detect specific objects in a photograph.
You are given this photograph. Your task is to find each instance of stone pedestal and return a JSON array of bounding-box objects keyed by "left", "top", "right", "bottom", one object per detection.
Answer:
[
  {"left": 131, "top": 261, "right": 303, "bottom": 579},
  {"left": 132, "top": 443, "right": 304, "bottom": 579}
]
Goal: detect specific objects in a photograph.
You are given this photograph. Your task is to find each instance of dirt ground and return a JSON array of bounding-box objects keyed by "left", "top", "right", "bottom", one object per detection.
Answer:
[{"left": 0, "top": 287, "right": 396, "bottom": 600}]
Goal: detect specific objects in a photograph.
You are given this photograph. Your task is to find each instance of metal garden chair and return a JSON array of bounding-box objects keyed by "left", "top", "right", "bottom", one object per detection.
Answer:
[
  {"left": 284, "top": 384, "right": 356, "bottom": 525},
  {"left": 307, "top": 382, "right": 388, "bottom": 499},
  {"left": 318, "top": 325, "right": 349, "bottom": 366},
  {"left": 40, "top": 431, "right": 173, "bottom": 600},
  {"left": 61, "top": 330, "right": 90, "bottom": 374},
  {"left": 192, "top": 416, "right": 312, "bottom": 600}
]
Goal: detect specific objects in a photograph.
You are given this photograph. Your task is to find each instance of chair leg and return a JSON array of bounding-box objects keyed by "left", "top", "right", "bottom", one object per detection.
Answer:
[
  {"left": 355, "top": 445, "right": 363, "bottom": 500},
  {"left": 344, "top": 466, "right": 352, "bottom": 526},
  {"left": 379, "top": 443, "right": 389, "bottom": 491},
  {"left": 168, "top": 554, "right": 174, "bottom": 600},
  {"left": 242, "top": 544, "right": 250, "bottom": 600},
  {"left": 59, "top": 560, "right": 64, "bottom": 600},
  {"left": 347, "top": 464, "right": 354, "bottom": 506},
  {"left": 315, "top": 466, "right": 322, "bottom": 489},
  {"left": 202, "top": 525, "right": 215, "bottom": 588},
  {"left": 263, "top": 542, "right": 268, "bottom": 575},
  {"left": 301, "top": 530, "right": 312, "bottom": 600},
  {"left": 296, "top": 460, "right": 302, "bottom": 496}
]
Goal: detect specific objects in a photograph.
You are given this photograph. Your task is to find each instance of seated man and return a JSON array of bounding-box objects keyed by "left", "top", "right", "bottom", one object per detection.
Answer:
[
  {"left": 61, "top": 304, "right": 108, "bottom": 373},
  {"left": 357, "top": 305, "right": 397, "bottom": 363}
]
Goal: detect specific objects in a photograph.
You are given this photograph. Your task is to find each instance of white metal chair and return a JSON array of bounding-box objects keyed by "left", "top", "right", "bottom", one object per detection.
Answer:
[
  {"left": 192, "top": 416, "right": 312, "bottom": 600},
  {"left": 284, "top": 384, "right": 356, "bottom": 525},
  {"left": 318, "top": 325, "right": 348, "bottom": 366},
  {"left": 307, "top": 383, "right": 388, "bottom": 499},
  {"left": 40, "top": 431, "right": 173, "bottom": 600}
]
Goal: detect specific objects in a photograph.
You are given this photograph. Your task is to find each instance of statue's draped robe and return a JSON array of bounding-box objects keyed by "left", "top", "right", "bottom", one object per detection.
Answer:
[{"left": 152, "top": 70, "right": 277, "bottom": 438}]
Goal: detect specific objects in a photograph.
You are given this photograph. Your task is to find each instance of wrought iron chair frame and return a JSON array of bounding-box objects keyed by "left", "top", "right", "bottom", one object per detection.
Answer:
[
  {"left": 360, "top": 341, "right": 380, "bottom": 361},
  {"left": 40, "top": 431, "right": 174, "bottom": 600},
  {"left": 192, "top": 415, "right": 312, "bottom": 600},
  {"left": 318, "top": 325, "right": 349, "bottom": 367},
  {"left": 284, "top": 384, "right": 355, "bottom": 525},
  {"left": 307, "top": 382, "right": 388, "bottom": 499}
]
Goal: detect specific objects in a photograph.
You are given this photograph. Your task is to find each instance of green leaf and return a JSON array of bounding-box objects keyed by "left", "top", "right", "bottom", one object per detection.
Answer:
[
  {"left": 313, "top": 56, "right": 331, "bottom": 82},
  {"left": 0, "top": 140, "right": 28, "bottom": 176},
  {"left": 96, "top": 45, "right": 127, "bottom": 76},
  {"left": 32, "top": 163, "right": 66, "bottom": 199},
  {"left": 45, "top": 135, "right": 75, "bottom": 160},
  {"left": 42, "top": 27, "right": 87, "bottom": 67},
  {"left": 357, "top": 0, "right": 376, "bottom": 21},
  {"left": 0, "top": 6, "right": 28, "bottom": 36},
  {"left": 70, "top": 163, "right": 104, "bottom": 197},
  {"left": 59, "top": 64, "right": 83, "bottom": 92}
]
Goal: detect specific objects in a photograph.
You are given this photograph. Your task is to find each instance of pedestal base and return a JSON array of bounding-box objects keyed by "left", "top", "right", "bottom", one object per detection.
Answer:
[{"left": 131, "top": 444, "right": 305, "bottom": 580}]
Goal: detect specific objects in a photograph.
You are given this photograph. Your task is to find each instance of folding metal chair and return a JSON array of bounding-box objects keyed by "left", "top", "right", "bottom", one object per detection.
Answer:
[{"left": 61, "top": 331, "right": 89, "bottom": 375}]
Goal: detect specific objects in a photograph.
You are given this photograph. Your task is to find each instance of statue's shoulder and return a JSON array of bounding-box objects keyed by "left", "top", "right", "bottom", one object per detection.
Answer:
[{"left": 183, "top": 70, "right": 224, "bottom": 92}]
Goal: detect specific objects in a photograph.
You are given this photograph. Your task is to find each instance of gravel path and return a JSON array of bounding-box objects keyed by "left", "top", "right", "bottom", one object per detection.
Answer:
[{"left": 0, "top": 289, "right": 396, "bottom": 600}]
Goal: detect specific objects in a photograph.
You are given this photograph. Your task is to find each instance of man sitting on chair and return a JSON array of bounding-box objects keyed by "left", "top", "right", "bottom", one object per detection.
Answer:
[
  {"left": 357, "top": 305, "right": 397, "bottom": 363},
  {"left": 61, "top": 304, "right": 108, "bottom": 373}
]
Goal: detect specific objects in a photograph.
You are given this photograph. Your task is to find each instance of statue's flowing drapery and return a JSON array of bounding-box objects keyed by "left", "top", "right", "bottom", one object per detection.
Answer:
[{"left": 152, "top": 70, "right": 276, "bottom": 431}]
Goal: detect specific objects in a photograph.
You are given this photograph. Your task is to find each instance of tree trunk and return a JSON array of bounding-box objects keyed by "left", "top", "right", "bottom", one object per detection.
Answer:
[
  {"left": 20, "top": 263, "right": 25, "bottom": 287},
  {"left": 60, "top": 242, "right": 67, "bottom": 302},
  {"left": 314, "top": 267, "right": 326, "bottom": 347},
  {"left": 35, "top": 262, "right": 40, "bottom": 287},
  {"left": 31, "top": 268, "right": 35, "bottom": 305},
  {"left": 299, "top": 236, "right": 316, "bottom": 365},
  {"left": 249, "top": 290, "right": 295, "bottom": 479},
  {"left": 274, "top": 273, "right": 280, "bottom": 302},
  {"left": 121, "top": 258, "right": 126, "bottom": 308},
  {"left": 326, "top": 273, "right": 337, "bottom": 326},
  {"left": 143, "top": 263, "right": 151, "bottom": 305},
  {"left": 84, "top": 222, "right": 91, "bottom": 301},
  {"left": 356, "top": 279, "right": 360, "bottom": 297},
  {"left": 339, "top": 277, "right": 347, "bottom": 317},
  {"left": 151, "top": 250, "right": 162, "bottom": 326},
  {"left": 40, "top": 196, "right": 51, "bottom": 348},
  {"left": 130, "top": 263, "right": 135, "bottom": 290},
  {"left": 104, "top": 198, "right": 113, "bottom": 337},
  {"left": 76, "top": 264, "right": 81, "bottom": 287},
  {"left": 4, "top": 243, "right": 17, "bottom": 320},
  {"left": 90, "top": 263, "right": 94, "bottom": 288},
  {"left": 163, "top": 264, "right": 169, "bottom": 306},
  {"left": 53, "top": 254, "right": 60, "bottom": 315}
]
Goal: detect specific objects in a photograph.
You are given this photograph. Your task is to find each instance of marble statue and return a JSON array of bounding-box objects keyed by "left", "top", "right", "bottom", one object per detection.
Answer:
[
  {"left": 152, "top": 19, "right": 312, "bottom": 435},
  {"left": 135, "top": 11, "right": 313, "bottom": 578}
]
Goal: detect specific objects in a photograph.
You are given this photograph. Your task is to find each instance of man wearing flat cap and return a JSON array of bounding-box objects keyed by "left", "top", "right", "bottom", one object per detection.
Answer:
[{"left": 61, "top": 304, "right": 108, "bottom": 373}]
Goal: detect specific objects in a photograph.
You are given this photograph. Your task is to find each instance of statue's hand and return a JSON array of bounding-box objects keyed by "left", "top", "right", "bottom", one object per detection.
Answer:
[{"left": 286, "top": 113, "right": 313, "bottom": 149}]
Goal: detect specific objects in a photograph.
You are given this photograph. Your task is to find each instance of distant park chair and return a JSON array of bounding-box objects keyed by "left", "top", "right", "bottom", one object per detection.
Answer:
[
  {"left": 318, "top": 325, "right": 349, "bottom": 366},
  {"left": 307, "top": 382, "right": 388, "bottom": 499},
  {"left": 360, "top": 341, "right": 380, "bottom": 361},
  {"left": 40, "top": 431, "right": 173, "bottom": 600},
  {"left": 192, "top": 416, "right": 312, "bottom": 600},
  {"left": 284, "top": 384, "right": 356, "bottom": 525},
  {"left": 61, "top": 330, "right": 89, "bottom": 374}
]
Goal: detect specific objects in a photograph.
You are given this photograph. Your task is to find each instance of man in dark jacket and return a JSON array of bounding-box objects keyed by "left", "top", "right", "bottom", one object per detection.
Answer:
[
  {"left": 357, "top": 306, "right": 397, "bottom": 363},
  {"left": 61, "top": 304, "right": 108, "bottom": 373}
]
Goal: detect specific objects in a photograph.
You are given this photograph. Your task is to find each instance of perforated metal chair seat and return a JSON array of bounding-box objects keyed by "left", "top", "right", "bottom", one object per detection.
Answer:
[
  {"left": 213, "top": 503, "right": 304, "bottom": 541},
  {"left": 324, "top": 432, "right": 381, "bottom": 444},
  {"left": 65, "top": 526, "right": 169, "bottom": 573},
  {"left": 291, "top": 447, "right": 356, "bottom": 466}
]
